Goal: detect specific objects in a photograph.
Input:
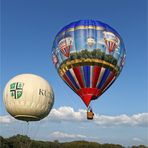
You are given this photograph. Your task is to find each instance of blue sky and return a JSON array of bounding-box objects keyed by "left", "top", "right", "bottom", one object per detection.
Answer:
[{"left": 1, "top": 0, "right": 148, "bottom": 146}]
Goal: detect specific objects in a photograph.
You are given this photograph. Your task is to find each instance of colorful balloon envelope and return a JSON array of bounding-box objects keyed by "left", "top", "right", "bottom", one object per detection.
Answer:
[{"left": 52, "top": 20, "right": 126, "bottom": 107}]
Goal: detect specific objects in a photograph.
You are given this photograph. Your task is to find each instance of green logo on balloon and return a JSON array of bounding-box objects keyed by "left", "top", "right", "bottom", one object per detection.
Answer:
[{"left": 10, "top": 82, "right": 24, "bottom": 99}]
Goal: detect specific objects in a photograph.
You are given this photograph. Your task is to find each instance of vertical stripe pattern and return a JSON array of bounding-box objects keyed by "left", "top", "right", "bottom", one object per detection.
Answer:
[
  {"left": 83, "top": 66, "right": 90, "bottom": 87},
  {"left": 61, "top": 65, "right": 116, "bottom": 99},
  {"left": 97, "top": 69, "right": 110, "bottom": 89}
]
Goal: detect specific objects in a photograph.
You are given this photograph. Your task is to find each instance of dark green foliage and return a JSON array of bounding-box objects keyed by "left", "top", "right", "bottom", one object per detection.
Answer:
[
  {"left": 0, "top": 136, "right": 9, "bottom": 148},
  {"left": 0, "top": 135, "right": 147, "bottom": 148},
  {"left": 61, "top": 141, "right": 102, "bottom": 148},
  {"left": 64, "top": 49, "right": 117, "bottom": 66},
  {"left": 0, "top": 134, "right": 32, "bottom": 148},
  {"left": 102, "top": 143, "right": 124, "bottom": 148},
  {"left": 131, "top": 145, "right": 148, "bottom": 148}
]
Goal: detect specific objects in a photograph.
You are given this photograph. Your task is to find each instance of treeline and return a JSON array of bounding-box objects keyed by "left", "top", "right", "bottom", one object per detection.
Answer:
[
  {"left": 69, "top": 49, "right": 118, "bottom": 66},
  {"left": 60, "top": 49, "right": 120, "bottom": 72},
  {"left": 0, "top": 135, "right": 147, "bottom": 148}
]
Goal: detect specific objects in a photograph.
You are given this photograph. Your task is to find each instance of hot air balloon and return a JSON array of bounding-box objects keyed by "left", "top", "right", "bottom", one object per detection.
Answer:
[
  {"left": 58, "top": 35, "right": 73, "bottom": 57},
  {"left": 3, "top": 74, "right": 54, "bottom": 122},
  {"left": 103, "top": 31, "right": 120, "bottom": 53},
  {"left": 52, "top": 20, "right": 126, "bottom": 120}
]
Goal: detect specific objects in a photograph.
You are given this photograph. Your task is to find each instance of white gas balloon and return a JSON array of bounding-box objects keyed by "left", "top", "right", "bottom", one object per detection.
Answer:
[{"left": 3, "top": 74, "right": 54, "bottom": 122}]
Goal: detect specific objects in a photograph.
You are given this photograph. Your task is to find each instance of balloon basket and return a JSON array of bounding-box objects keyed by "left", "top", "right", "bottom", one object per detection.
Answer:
[
  {"left": 87, "top": 106, "right": 94, "bottom": 120},
  {"left": 87, "top": 111, "right": 94, "bottom": 120}
]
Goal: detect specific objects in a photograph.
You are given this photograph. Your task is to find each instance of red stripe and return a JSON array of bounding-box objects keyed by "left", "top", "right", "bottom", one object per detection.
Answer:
[
  {"left": 73, "top": 67, "right": 84, "bottom": 88},
  {"left": 111, "top": 42, "right": 116, "bottom": 52},
  {"left": 66, "top": 46, "right": 70, "bottom": 54},
  {"left": 62, "top": 74, "right": 77, "bottom": 92},
  {"left": 101, "top": 72, "right": 115, "bottom": 91},
  {"left": 113, "top": 43, "right": 116, "bottom": 51},
  {"left": 92, "top": 66, "right": 101, "bottom": 88},
  {"left": 60, "top": 47, "right": 70, "bottom": 57},
  {"left": 102, "top": 77, "right": 116, "bottom": 93},
  {"left": 108, "top": 42, "right": 112, "bottom": 52}
]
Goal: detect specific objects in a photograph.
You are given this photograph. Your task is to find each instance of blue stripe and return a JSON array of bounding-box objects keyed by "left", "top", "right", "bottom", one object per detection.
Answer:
[
  {"left": 66, "top": 70, "right": 79, "bottom": 89},
  {"left": 97, "top": 69, "right": 110, "bottom": 89},
  {"left": 57, "top": 20, "right": 105, "bottom": 36},
  {"left": 56, "top": 20, "right": 120, "bottom": 39},
  {"left": 83, "top": 66, "right": 90, "bottom": 87}
]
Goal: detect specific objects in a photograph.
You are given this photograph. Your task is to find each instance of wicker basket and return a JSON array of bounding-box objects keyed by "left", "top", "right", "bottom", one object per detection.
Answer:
[{"left": 87, "top": 111, "right": 94, "bottom": 120}]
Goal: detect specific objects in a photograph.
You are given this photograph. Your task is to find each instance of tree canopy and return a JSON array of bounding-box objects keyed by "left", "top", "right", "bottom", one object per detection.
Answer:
[{"left": 0, "top": 135, "right": 147, "bottom": 148}]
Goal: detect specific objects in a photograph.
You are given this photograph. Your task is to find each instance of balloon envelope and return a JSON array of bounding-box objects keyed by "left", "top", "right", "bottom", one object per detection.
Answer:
[
  {"left": 3, "top": 74, "right": 54, "bottom": 122},
  {"left": 52, "top": 20, "right": 126, "bottom": 107}
]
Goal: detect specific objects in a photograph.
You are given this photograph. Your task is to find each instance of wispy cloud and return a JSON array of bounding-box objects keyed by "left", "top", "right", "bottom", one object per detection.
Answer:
[
  {"left": 49, "top": 131, "right": 98, "bottom": 142},
  {"left": 50, "top": 131, "right": 87, "bottom": 139},
  {"left": 133, "top": 137, "right": 143, "bottom": 142},
  {"left": 0, "top": 115, "right": 14, "bottom": 123}
]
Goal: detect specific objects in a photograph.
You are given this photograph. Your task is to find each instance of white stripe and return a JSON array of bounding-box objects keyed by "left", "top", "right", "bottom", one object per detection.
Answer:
[
  {"left": 107, "top": 41, "right": 110, "bottom": 49},
  {"left": 69, "top": 69, "right": 81, "bottom": 88},
  {"left": 90, "top": 66, "right": 93, "bottom": 88},
  {"left": 96, "top": 67, "right": 105, "bottom": 87}
]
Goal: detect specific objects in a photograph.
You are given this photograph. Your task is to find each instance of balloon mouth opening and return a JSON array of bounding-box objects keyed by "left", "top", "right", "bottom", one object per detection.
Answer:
[{"left": 14, "top": 115, "right": 40, "bottom": 122}]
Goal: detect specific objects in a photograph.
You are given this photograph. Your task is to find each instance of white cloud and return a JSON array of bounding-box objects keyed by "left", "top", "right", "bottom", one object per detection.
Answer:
[
  {"left": 94, "top": 113, "right": 148, "bottom": 127},
  {"left": 131, "top": 113, "right": 148, "bottom": 126},
  {"left": 48, "top": 106, "right": 86, "bottom": 122},
  {"left": 1, "top": 106, "right": 148, "bottom": 128},
  {"left": 0, "top": 115, "right": 14, "bottom": 123},
  {"left": 48, "top": 106, "right": 148, "bottom": 127}
]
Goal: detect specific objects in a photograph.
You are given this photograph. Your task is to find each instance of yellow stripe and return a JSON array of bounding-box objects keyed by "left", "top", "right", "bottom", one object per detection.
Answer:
[
  {"left": 58, "top": 59, "right": 119, "bottom": 76},
  {"left": 56, "top": 25, "right": 104, "bottom": 40},
  {"left": 68, "top": 25, "right": 104, "bottom": 31}
]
